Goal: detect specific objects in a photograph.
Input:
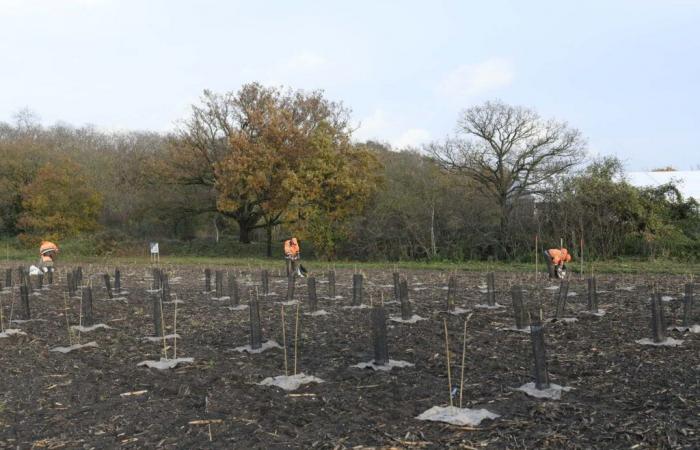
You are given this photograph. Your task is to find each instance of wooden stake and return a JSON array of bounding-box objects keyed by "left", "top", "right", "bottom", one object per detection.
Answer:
[
  {"left": 459, "top": 316, "right": 468, "bottom": 408},
  {"left": 159, "top": 283, "right": 168, "bottom": 359},
  {"left": 294, "top": 301, "right": 301, "bottom": 375},
  {"left": 443, "top": 318, "right": 453, "bottom": 407},
  {"left": 77, "top": 284, "right": 83, "bottom": 343},
  {"left": 281, "top": 305, "right": 288, "bottom": 376},
  {"left": 63, "top": 292, "right": 73, "bottom": 345}
]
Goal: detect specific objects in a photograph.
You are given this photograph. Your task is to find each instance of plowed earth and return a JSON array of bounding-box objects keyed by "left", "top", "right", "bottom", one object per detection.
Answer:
[{"left": 0, "top": 264, "right": 698, "bottom": 449}]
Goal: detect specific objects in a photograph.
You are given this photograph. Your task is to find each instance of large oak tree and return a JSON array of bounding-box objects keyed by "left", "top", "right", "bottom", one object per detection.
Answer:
[
  {"left": 168, "top": 83, "right": 378, "bottom": 255},
  {"left": 428, "top": 100, "right": 586, "bottom": 257}
]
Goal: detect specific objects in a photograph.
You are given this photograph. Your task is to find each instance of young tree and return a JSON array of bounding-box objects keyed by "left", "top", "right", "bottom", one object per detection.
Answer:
[
  {"left": 17, "top": 158, "right": 103, "bottom": 242},
  {"left": 428, "top": 100, "right": 586, "bottom": 257}
]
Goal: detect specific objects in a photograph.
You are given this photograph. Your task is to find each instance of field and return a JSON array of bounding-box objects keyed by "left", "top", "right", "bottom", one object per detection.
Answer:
[{"left": 0, "top": 262, "right": 698, "bottom": 449}]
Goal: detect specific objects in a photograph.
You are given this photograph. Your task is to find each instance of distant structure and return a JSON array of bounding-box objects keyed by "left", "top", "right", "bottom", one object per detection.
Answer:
[{"left": 626, "top": 170, "right": 700, "bottom": 201}]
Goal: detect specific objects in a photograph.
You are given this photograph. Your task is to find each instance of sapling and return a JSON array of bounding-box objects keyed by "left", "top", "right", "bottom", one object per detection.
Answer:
[
  {"left": 393, "top": 271, "right": 400, "bottom": 302},
  {"left": 249, "top": 288, "right": 263, "bottom": 350},
  {"left": 19, "top": 284, "right": 29, "bottom": 320},
  {"left": 327, "top": 269, "right": 336, "bottom": 298}
]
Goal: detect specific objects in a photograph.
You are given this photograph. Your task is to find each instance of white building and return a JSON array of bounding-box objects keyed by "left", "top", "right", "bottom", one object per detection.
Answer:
[{"left": 625, "top": 171, "right": 700, "bottom": 201}]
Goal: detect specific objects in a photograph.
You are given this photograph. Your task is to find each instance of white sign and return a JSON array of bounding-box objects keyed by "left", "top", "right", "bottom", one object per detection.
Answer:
[{"left": 149, "top": 242, "right": 159, "bottom": 254}]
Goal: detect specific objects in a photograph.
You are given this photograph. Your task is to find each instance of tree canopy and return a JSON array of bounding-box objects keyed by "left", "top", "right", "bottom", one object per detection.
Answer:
[
  {"left": 168, "top": 83, "right": 380, "bottom": 254},
  {"left": 0, "top": 91, "right": 698, "bottom": 262},
  {"left": 17, "top": 158, "right": 103, "bottom": 243},
  {"left": 428, "top": 100, "right": 586, "bottom": 257}
]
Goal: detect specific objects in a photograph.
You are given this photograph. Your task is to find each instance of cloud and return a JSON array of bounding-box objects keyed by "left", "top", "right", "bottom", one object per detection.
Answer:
[
  {"left": 243, "top": 48, "right": 369, "bottom": 91},
  {"left": 392, "top": 128, "right": 431, "bottom": 149},
  {"left": 438, "top": 58, "right": 514, "bottom": 98},
  {"left": 354, "top": 108, "right": 430, "bottom": 149},
  {"left": 354, "top": 108, "right": 389, "bottom": 142}
]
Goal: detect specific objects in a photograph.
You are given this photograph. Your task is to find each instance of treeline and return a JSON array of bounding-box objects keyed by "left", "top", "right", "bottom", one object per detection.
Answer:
[{"left": 1, "top": 85, "right": 698, "bottom": 261}]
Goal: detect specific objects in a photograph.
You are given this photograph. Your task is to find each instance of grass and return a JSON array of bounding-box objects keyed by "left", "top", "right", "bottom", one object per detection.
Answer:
[
  {"left": 2, "top": 238, "right": 698, "bottom": 275},
  {"left": 2, "top": 253, "right": 699, "bottom": 275}
]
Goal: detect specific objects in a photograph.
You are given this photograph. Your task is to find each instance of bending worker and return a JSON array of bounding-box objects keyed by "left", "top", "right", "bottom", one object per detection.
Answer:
[
  {"left": 544, "top": 247, "right": 571, "bottom": 279},
  {"left": 283, "top": 237, "right": 305, "bottom": 278},
  {"left": 39, "top": 240, "right": 59, "bottom": 272}
]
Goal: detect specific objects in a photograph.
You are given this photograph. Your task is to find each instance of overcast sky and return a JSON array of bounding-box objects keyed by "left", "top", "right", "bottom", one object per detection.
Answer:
[{"left": 1, "top": 0, "right": 698, "bottom": 170}]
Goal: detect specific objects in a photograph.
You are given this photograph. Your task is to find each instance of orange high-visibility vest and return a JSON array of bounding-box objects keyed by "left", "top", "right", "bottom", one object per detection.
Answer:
[
  {"left": 547, "top": 248, "right": 571, "bottom": 265},
  {"left": 284, "top": 238, "right": 300, "bottom": 257}
]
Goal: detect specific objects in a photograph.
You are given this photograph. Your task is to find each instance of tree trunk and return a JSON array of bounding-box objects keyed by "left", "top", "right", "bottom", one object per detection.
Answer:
[
  {"left": 238, "top": 222, "right": 253, "bottom": 243},
  {"left": 224, "top": 203, "right": 261, "bottom": 244},
  {"left": 429, "top": 202, "right": 436, "bottom": 259},
  {"left": 266, "top": 223, "right": 273, "bottom": 257},
  {"left": 498, "top": 202, "right": 508, "bottom": 260}
]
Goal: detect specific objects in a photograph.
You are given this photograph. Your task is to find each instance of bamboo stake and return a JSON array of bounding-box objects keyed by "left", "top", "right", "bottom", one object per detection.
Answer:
[
  {"left": 281, "top": 305, "right": 288, "bottom": 376},
  {"left": 62, "top": 293, "right": 72, "bottom": 345},
  {"left": 8, "top": 284, "right": 15, "bottom": 324},
  {"left": 459, "top": 313, "right": 473, "bottom": 408},
  {"left": 443, "top": 318, "right": 453, "bottom": 407},
  {"left": 293, "top": 300, "right": 301, "bottom": 375},
  {"left": 173, "top": 293, "right": 179, "bottom": 360}
]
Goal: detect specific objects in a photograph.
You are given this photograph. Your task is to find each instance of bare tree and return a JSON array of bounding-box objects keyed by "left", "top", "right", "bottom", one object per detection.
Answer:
[{"left": 428, "top": 100, "right": 586, "bottom": 257}]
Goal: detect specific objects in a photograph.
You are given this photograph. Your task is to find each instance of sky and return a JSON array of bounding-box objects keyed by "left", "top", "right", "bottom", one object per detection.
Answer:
[{"left": 0, "top": 0, "right": 698, "bottom": 171}]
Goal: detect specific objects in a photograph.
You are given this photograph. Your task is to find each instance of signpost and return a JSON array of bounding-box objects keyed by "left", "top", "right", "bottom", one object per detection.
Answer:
[{"left": 149, "top": 242, "right": 160, "bottom": 264}]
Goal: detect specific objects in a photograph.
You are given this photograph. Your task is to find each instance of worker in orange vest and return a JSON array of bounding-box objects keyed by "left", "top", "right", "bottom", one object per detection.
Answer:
[
  {"left": 39, "top": 240, "right": 59, "bottom": 272},
  {"left": 544, "top": 247, "right": 571, "bottom": 279},
  {"left": 283, "top": 237, "right": 306, "bottom": 277}
]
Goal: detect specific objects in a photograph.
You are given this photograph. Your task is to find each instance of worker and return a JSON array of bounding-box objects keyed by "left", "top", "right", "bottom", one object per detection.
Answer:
[
  {"left": 283, "top": 237, "right": 306, "bottom": 278},
  {"left": 544, "top": 247, "right": 571, "bottom": 279},
  {"left": 39, "top": 240, "right": 59, "bottom": 273}
]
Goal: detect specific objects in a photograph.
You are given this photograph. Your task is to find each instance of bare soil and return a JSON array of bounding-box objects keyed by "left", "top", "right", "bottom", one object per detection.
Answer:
[{"left": 0, "top": 264, "right": 698, "bottom": 449}]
